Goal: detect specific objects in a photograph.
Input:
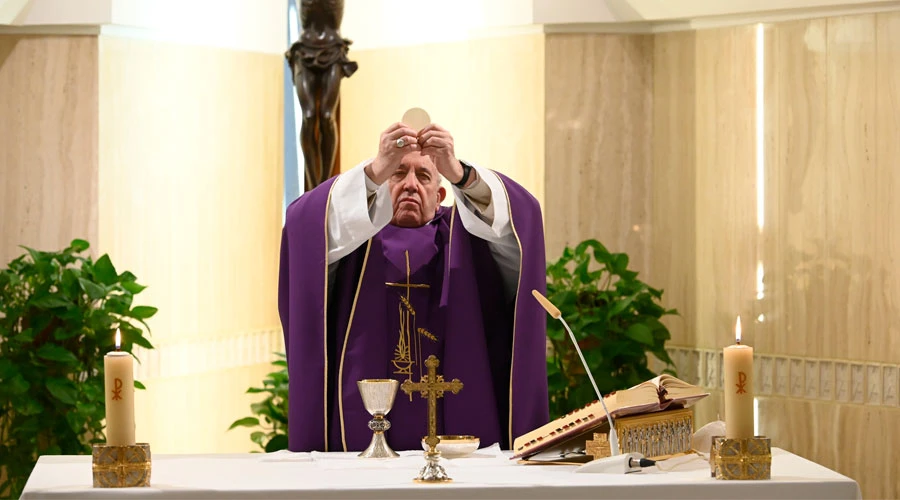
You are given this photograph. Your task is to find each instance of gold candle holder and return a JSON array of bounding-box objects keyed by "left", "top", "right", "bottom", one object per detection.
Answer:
[
  {"left": 709, "top": 435, "right": 723, "bottom": 477},
  {"left": 712, "top": 436, "right": 771, "bottom": 480},
  {"left": 91, "top": 443, "right": 151, "bottom": 488}
]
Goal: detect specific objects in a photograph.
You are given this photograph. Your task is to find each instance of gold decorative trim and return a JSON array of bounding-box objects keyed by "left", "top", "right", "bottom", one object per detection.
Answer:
[
  {"left": 322, "top": 184, "right": 337, "bottom": 451},
  {"left": 713, "top": 436, "right": 772, "bottom": 480},
  {"left": 497, "top": 174, "right": 525, "bottom": 447},
  {"left": 616, "top": 407, "right": 694, "bottom": 458},
  {"left": 337, "top": 239, "right": 373, "bottom": 452},
  {"left": 91, "top": 443, "right": 151, "bottom": 488},
  {"left": 585, "top": 408, "right": 694, "bottom": 461},
  {"left": 447, "top": 204, "right": 457, "bottom": 265}
]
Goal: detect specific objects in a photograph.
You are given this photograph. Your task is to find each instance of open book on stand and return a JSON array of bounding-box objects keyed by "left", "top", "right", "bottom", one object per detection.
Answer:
[{"left": 512, "top": 374, "right": 709, "bottom": 462}]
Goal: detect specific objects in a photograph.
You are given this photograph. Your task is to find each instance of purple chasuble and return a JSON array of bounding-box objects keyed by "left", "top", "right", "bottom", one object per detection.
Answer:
[{"left": 278, "top": 172, "right": 549, "bottom": 452}]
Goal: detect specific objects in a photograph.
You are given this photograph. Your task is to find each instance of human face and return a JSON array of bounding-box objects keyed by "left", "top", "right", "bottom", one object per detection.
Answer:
[{"left": 389, "top": 152, "right": 446, "bottom": 228}]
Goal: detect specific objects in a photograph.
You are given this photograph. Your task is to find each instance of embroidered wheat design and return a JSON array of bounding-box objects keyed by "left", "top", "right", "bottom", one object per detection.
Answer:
[
  {"left": 418, "top": 328, "right": 437, "bottom": 342},
  {"left": 399, "top": 295, "right": 416, "bottom": 316}
]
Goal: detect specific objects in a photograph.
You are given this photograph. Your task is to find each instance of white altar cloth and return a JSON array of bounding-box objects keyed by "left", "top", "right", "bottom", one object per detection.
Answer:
[{"left": 21, "top": 446, "right": 860, "bottom": 499}]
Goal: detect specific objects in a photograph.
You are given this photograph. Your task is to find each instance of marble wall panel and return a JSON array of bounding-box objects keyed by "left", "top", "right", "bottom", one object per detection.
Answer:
[
  {"left": 543, "top": 33, "right": 653, "bottom": 267},
  {"left": 0, "top": 35, "right": 98, "bottom": 265}
]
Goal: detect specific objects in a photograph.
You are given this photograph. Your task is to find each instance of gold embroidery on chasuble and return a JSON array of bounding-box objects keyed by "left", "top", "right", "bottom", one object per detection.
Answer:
[{"left": 386, "top": 250, "right": 438, "bottom": 383}]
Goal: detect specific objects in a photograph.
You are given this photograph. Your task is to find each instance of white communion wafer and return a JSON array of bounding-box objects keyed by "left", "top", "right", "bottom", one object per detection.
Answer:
[{"left": 402, "top": 107, "right": 431, "bottom": 131}]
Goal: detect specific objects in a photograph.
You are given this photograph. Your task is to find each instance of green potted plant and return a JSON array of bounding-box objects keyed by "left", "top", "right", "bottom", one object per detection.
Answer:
[
  {"left": 0, "top": 239, "right": 156, "bottom": 499},
  {"left": 545, "top": 239, "right": 678, "bottom": 420},
  {"left": 228, "top": 353, "right": 289, "bottom": 452}
]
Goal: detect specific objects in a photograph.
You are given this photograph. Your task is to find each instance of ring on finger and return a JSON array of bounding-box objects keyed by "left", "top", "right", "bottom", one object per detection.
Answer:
[{"left": 395, "top": 138, "right": 406, "bottom": 148}]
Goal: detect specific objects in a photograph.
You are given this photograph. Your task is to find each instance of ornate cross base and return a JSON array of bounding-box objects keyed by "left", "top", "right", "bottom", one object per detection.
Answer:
[
  {"left": 414, "top": 450, "right": 451, "bottom": 483},
  {"left": 401, "top": 355, "right": 463, "bottom": 484}
]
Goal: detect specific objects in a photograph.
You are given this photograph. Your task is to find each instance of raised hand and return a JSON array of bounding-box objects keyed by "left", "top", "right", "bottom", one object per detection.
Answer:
[
  {"left": 417, "top": 124, "right": 465, "bottom": 185},
  {"left": 365, "top": 122, "right": 420, "bottom": 184}
]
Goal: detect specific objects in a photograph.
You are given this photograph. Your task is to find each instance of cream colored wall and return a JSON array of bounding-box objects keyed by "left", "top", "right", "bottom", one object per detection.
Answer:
[
  {"left": 693, "top": 24, "right": 760, "bottom": 351},
  {"left": 0, "top": 33, "right": 283, "bottom": 455},
  {"left": 0, "top": 35, "right": 98, "bottom": 265},
  {"left": 339, "top": 34, "right": 545, "bottom": 208},
  {"left": 97, "top": 36, "right": 284, "bottom": 453},
  {"left": 543, "top": 33, "right": 654, "bottom": 279},
  {"left": 653, "top": 13, "right": 900, "bottom": 499},
  {"left": 649, "top": 31, "right": 697, "bottom": 348}
]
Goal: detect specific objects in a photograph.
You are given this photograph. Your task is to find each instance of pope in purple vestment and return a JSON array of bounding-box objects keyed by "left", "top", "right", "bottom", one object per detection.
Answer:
[{"left": 278, "top": 122, "right": 548, "bottom": 452}]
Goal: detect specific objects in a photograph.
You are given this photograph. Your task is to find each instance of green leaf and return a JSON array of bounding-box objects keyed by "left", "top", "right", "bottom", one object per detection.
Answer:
[
  {"left": 78, "top": 278, "right": 107, "bottom": 301},
  {"left": 44, "top": 444, "right": 63, "bottom": 456},
  {"left": 121, "top": 281, "right": 148, "bottom": 294},
  {"left": 31, "top": 294, "right": 74, "bottom": 309},
  {"left": 69, "top": 239, "right": 90, "bottom": 252},
  {"left": 245, "top": 387, "right": 267, "bottom": 394},
  {"left": 250, "top": 431, "right": 267, "bottom": 447},
  {"left": 611, "top": 253, "right": 629, "bottom": 273},
  {"left": 65, "top": 409, "right": 86, "bottom": 434},
  {"left": 23, "top": 245, "right": 48, "bottom": 264},
  {"left": 104, "top": 295, "right": 132, "bottom": 315},
  {"left": 83, "top": 381, "right": 104, "bottom": 401},
  {"left": 608, "top": 294, "right": 637, "bottom": 317},
  {"left": 250, "top": 402, "right": 269, "bottom": 418},
  {"left": 130, "top": 334, "right": 155, "bottom": 350},
  {"left": 93, "top": 254, "right": 118, "bottom": 285},
  {"left": 624, "top": 324, "right": 654, "bottom": 346},
  {"left": 53, "top": 327, "right": 82, "bottom": 341},
  {"left": 0, "top": 359, "right": 16, "bottom": 380},
  {"left": 619, "top": 270, "right": 639, "bottom": 281},
  {"left": 16, "top": 397, "right": 43, "bottom": 416},
  {"left": 265, "top": 434, "right": 289, "bottom": 452},
  {"left": 15, "top": 328, "right": 36, "bottom": 343},
  {"left": 134, "top": 380, "right": 146, "bottom": 390},
  {"left": 652, "top": 348, "right": 675, "bottom": 366},
  {"left": 129, "top": 306, "right": 158, "bottom": 319},
  {"left": 3, "top": 373, "right": 30, "bottom": 394},
  {"left": 46, "top": 378, "right": 79, "bottom": 405},
  {"left": 591, "top": 244, "right": 611, "bottom": 262},
  {"left": 75, "top": 401, "right": 99, "bottom": 417},
  {"left": 228, "top": 417, "right": 260, "bottom": 430},
  {"left": 551, "top": 290, "right": 577, "bottom": 310},
  {"left": 652, "top": 327, "right": 671, "bottom": 342},
  {"left": 36, "top": 344, "right": 80, "bottom": 364}
]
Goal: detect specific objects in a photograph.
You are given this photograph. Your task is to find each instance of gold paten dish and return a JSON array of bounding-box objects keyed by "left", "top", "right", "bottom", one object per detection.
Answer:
[{"left": 422, "top": 435, "right": 480, "bottom": 458}]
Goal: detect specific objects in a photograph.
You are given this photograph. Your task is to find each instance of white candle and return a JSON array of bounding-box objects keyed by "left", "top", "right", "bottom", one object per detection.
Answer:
[
  {"left": 104, "top": 328, "right": 136, "bottom": 446},
  {"left": 723, "top": 316, "right": 754, "bottom": 439}
]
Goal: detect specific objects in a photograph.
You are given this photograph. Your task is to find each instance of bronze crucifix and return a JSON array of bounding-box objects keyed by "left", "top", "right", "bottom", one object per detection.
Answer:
[{"left": 400, "top": 355, "right": 463, "bottom": 452}]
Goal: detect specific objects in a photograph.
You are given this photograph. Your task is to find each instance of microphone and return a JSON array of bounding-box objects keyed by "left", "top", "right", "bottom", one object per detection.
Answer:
[{"left": 532, "top": 289, "right": 620, "bottom": 457}]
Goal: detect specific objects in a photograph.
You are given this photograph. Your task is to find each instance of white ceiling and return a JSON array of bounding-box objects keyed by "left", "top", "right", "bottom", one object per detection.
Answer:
[
  {"left": 341, "top": 0, "right": 900, "bottom": 48},
  {"left": 2, "top": 0, "right": 899, "bottom": 52}
]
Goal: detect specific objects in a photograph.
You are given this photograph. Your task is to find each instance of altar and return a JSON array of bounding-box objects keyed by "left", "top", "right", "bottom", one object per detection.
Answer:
[{"left": 21, "top": 446, "right": 861, "bottom": 499}]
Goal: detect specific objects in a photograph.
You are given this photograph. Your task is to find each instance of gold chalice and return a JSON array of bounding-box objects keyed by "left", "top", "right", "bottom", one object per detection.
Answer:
[{"left": 357, "top": 379, "right": 400, "bottom": 458}]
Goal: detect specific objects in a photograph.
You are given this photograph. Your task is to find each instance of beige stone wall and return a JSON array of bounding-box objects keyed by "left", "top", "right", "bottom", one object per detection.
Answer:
[
  {"left": 0, "top": 33, "right": 285, "bottom": 454},
  {"left": 0, "top": 35, "right": 99, "bottom": 265},
  {"left": 651, "top": 14, "right": 900, "bottom": 499}
]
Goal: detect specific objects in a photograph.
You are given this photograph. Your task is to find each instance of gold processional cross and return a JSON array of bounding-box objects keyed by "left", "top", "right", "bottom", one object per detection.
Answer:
[
  {"left": 385, "top": 250, "right": 436, "bottom": 384},
  {"left": 400, "top": 355, "right": 463, "bottom": 452},
  {"left": 387, "top": 256, "right": 463, "bottom": 482}
]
